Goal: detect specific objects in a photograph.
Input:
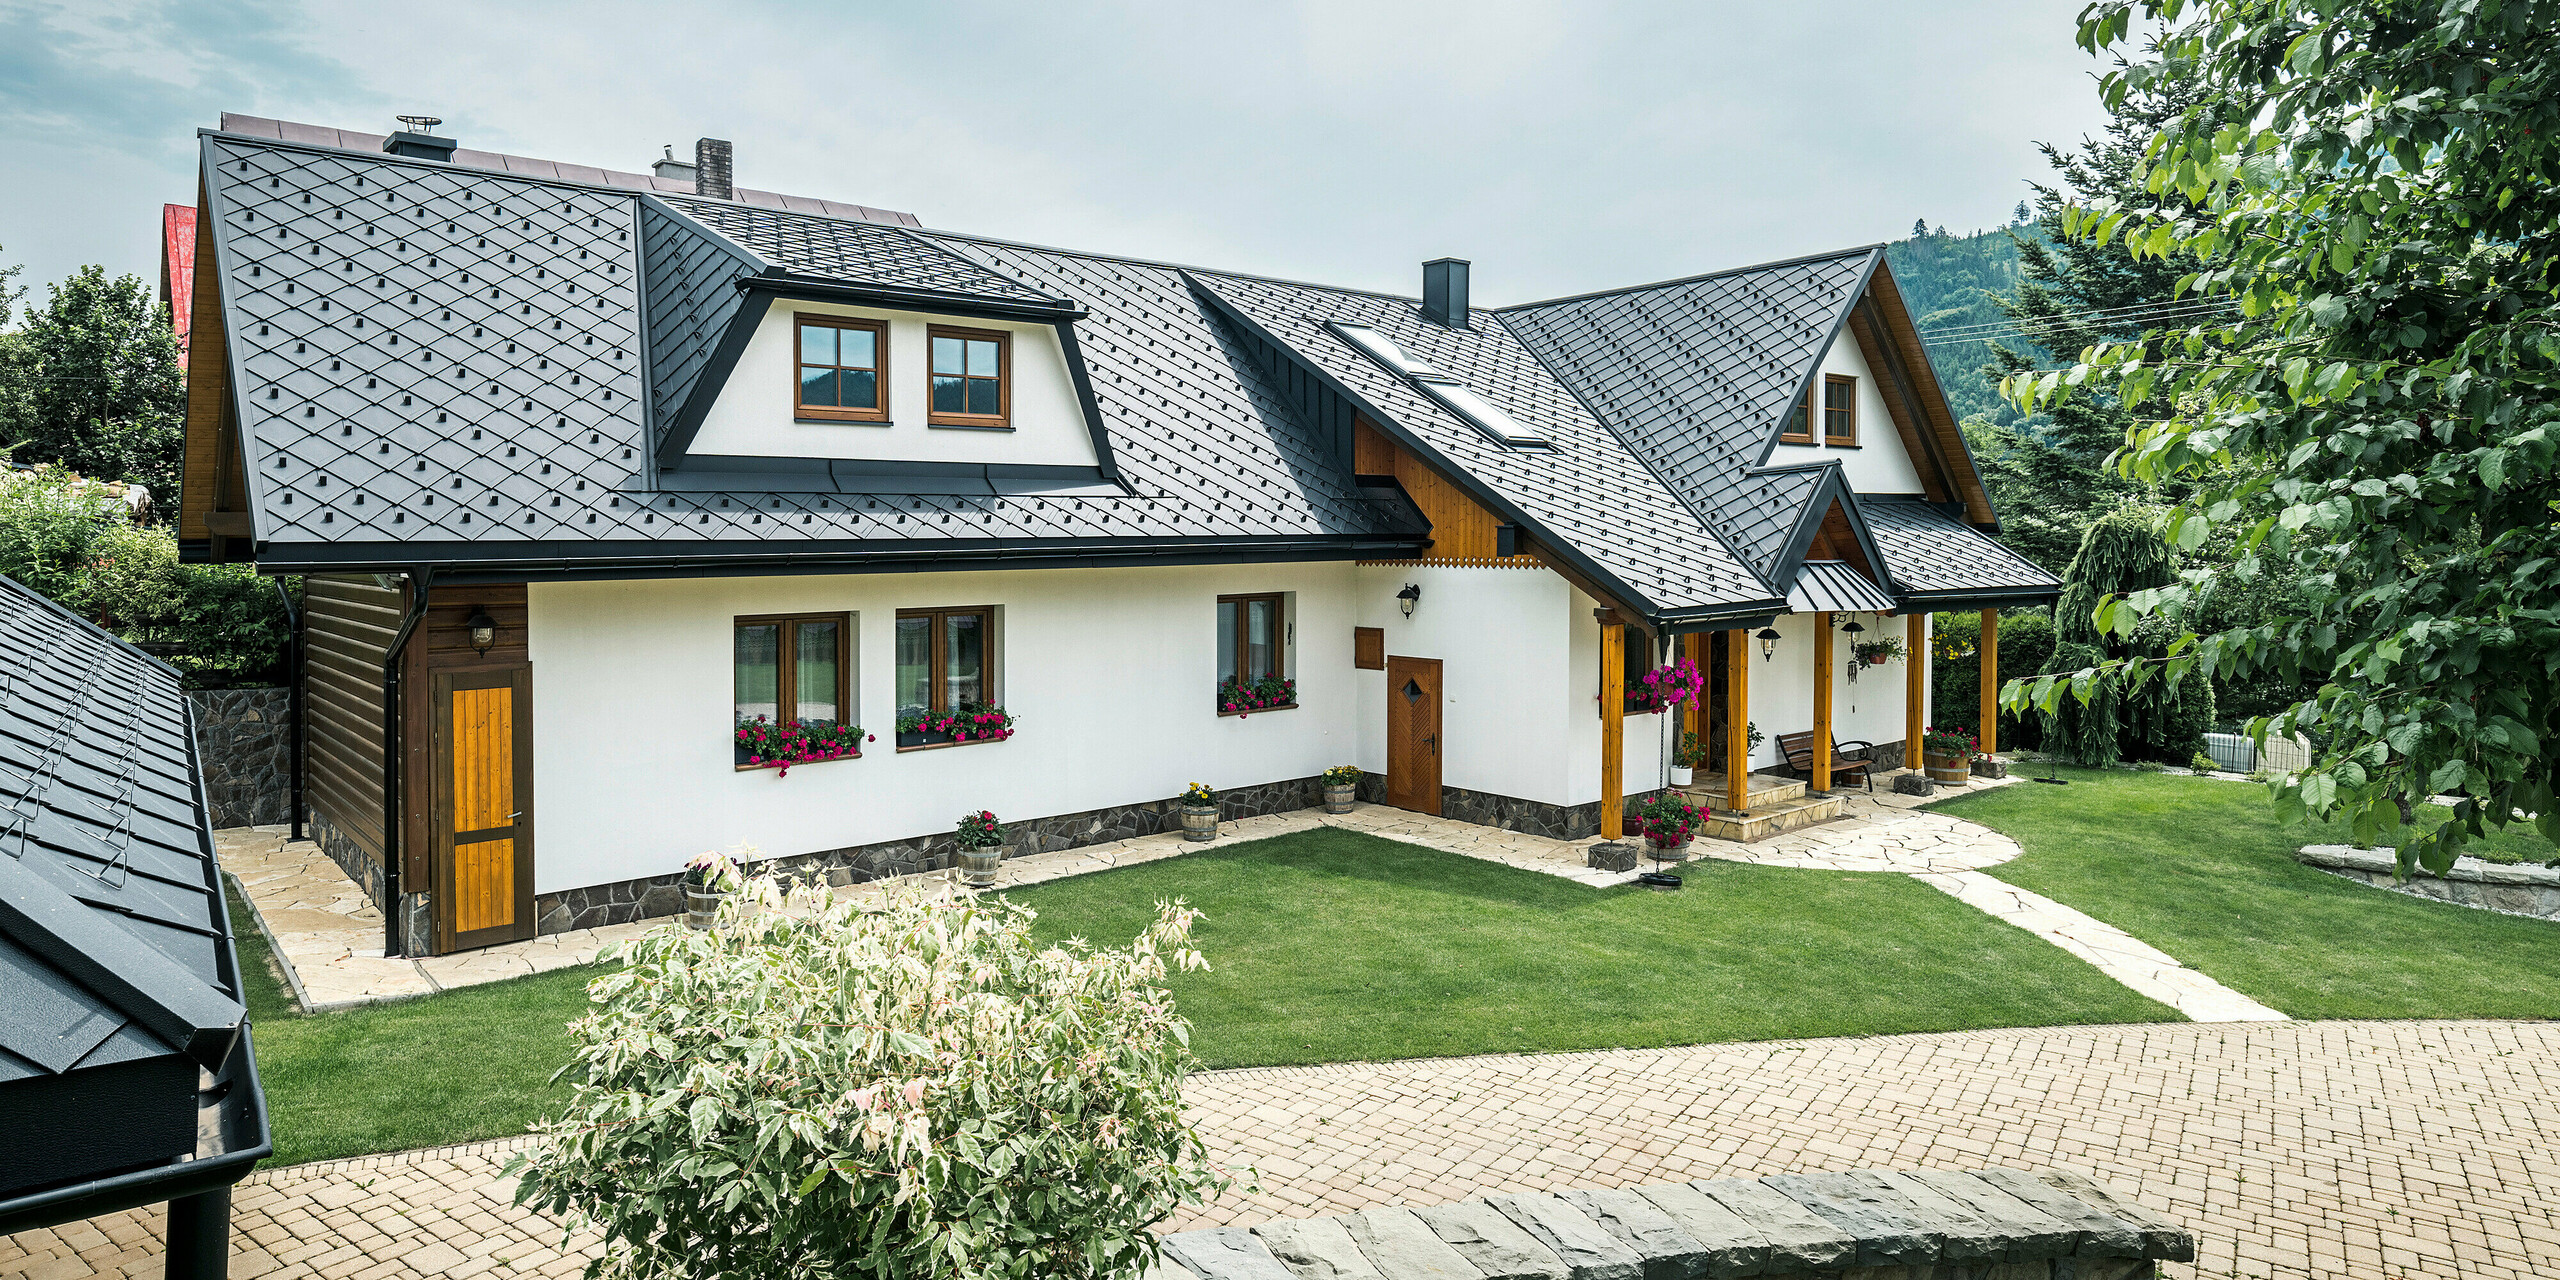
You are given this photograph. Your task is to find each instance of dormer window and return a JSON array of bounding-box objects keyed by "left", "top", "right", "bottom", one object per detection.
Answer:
[
  {"left": 927, "top": 326, "right": 1009, "bottom": 429},
  {"left": 795, "top": 314, "right": 888, "bottom": 422}
]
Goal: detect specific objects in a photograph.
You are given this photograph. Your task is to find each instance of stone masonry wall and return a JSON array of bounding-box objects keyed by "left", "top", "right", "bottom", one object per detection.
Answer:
[
  {"left": 307, "top": 803, "right": 388, "bottom": 910},
  {"left": 186, "top": 687, "right": 293, "bottom": 829},
  {"left": 531, "top": 773, "right": 1334, "bottom": 935},
  {"left": 2296, "top": 843, "right": 2560, "bottom": 920}
]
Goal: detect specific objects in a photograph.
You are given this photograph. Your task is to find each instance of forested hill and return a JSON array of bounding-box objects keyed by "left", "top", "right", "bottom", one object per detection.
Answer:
[{"left": 1884, "top": 223, "right": 2039, "bottom": 424}]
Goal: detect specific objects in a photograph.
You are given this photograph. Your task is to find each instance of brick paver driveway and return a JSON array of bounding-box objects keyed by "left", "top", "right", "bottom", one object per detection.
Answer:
[{"left": 7, "top": 1020, "right": 2551, "bottom": 1280}]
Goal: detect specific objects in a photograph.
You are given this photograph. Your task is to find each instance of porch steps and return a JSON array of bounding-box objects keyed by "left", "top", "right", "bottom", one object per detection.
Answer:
[{"left": 1677, "top": 774, "right": 1845, "bottom": 844}]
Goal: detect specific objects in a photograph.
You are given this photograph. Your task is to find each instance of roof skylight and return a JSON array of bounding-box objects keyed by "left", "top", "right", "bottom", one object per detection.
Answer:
[{"left": 1326, "top": 322, "right": 1549, "bottom": 449}]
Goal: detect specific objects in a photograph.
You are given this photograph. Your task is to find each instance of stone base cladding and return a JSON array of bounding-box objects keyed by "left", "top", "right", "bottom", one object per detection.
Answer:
[
  {"left": 305, "top": 804, "right": 388, "bottom": 911},
  {"left": 1351, "top": 775, "right": 1665, "bottom": 841},
  {"left": 2297, "top": 843, "right": 2560, "bottom": 920},
  {"left": 531, "top": 775, "right": 1333, "bottom": 935},
  {"left": 1160, "top": 1167, "right": 2193, "bottom": 1280},
  {"left": 186, "top": 687, "right": 293, "bottom": 828}
]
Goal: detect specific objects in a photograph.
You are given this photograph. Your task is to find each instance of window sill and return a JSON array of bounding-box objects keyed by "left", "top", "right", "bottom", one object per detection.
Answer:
[
  {"left": 736, "top": 752, "right": 861, "bottom": 772},
  {"left": 796, "top": 416, "right": 893, "bottom": 426},
  {"left": 1823, "top": 440, "right": 1862, "bottom": 449},
  {"left": 1777, "top": 435, "right": 1817, "bottom": 447},
  {"left": 1218, "top": 703, "right": 1298, "bottom": 718},
  {"left": 895, "top": 734, "right": 1011, "bottom": 753},
  {"left": 925, "top": 419, "right": 1014, "bottom": 432}
]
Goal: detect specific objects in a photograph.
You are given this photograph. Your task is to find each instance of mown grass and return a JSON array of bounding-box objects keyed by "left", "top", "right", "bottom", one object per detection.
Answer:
[
  {"left": 1938, "top": 767, "right": 2560, "bottom": 1021},
  {"left": 1006, "top": 826, "right": 2177, "bottom": 1068}
]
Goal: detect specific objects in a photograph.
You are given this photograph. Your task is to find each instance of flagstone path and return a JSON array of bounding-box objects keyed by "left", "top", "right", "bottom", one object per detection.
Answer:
[{"left": 10, "top": 1020, "right": 2554, "bottom": 1280}]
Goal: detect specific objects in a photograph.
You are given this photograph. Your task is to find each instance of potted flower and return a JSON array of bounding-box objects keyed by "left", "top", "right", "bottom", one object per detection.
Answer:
[
  {"left": 1851, "top": 636, "right": 1909, "bottom": 667},
  {"left": 1630, "top": 657, "right": 1706, "bottom": 714},
  {"left": 1922, "top": 725, "right": 1976, "bottom": 785},
  {"left": 1633, "top": 793, "right": 1702, "bottom": 857},
  {"left": 1218, "top": 674, "right": 1297, "bottom": 717},
  {"left": 683, "top": 850, "right": 741, "bottom": 930},
  {"left": 736, "top": 715, "right": 870, "bottom": 775},
  {"left": 897, "top": 702, "right": 1016, "bottom": 749},
  {"left": 1321, "top": 765, "right": 1362, "bottom": 813},
  {"left": 954, "top": 810, "right": 1006, "bottom": 888},
  {"left": 1178, "top": 782, "right": 1219, "bottom": 842},
  {"left": 1671, "top": 732, "right": 1707, "bottom": 787}
]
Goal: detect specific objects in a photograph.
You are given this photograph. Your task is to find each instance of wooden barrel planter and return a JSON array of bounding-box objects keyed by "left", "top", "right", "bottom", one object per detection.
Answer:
[
  {"left": 957, "top": 846, "right": 1003, "bottom": 888},
  {"left": 1925, "top": 753, "right": 1972, "bottom": 785},
  {"left": 1180, "top": 803, "right": 1220, "bottom": 842},
  {"left": 685, "top": 884, "right": 725, "bottom": 930},
  {"left": 1323, "top": 784, "right": 1356, "bottom": 814}
]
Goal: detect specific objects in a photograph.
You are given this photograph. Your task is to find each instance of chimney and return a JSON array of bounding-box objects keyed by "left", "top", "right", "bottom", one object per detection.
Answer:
[
  {"left": 694, "top": 137, "right": 733, "bottom": 200},
  {"left": 1423, "top": 258, "right": 1471, "bottom": 329},
  {"left": 383, "top": 114, "right": 457, "bottom": 162},
  {"left": 651, "top": 144, "right": 697, "bottom": 186}
]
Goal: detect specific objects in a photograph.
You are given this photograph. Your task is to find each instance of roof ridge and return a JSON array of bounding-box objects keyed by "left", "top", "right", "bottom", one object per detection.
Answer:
[{"left": 1494, "top": 244, "right": 1886, "bottom": 314}]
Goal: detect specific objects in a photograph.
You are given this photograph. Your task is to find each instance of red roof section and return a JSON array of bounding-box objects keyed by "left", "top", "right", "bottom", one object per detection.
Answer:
[{"left": 161, "top": 203, "right": 197, "bottom": 371}]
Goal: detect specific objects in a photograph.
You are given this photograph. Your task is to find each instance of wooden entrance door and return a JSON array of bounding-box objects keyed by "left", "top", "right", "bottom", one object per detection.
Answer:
[
  {"left": 1385, "top": 656, "right": 1443, "bottom": 815},
  {"left": 433, "top": 666, "right": 534, "bottom": 951}
]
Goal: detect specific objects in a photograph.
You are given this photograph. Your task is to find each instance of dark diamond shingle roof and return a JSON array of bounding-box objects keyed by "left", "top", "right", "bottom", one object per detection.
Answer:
[
  {"left": 664, "top": 197, "right": 1067, "bottom": 307},
  {"left": 1865, "top": 498, "right": 2059, "bottom": 599}
]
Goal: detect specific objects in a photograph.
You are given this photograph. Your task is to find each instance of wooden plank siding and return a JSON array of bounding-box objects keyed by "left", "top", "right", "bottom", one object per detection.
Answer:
[
  {"left": 1351, "top": 416, "right": 1539, "bottom": 568},
  {"left": 179, "top": 190, "right": 235, "bottom": 547},
  {"left": 301, "top": 574, "right": 399, "bottom": 862},
  {"left": 399, "top": 584, "right": 529, "bottom": 894}
]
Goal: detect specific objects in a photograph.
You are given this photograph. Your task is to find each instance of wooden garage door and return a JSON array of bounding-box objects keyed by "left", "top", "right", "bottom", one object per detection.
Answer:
[{"left": 435, "top": 666, "right": 533, "bottom": 951}]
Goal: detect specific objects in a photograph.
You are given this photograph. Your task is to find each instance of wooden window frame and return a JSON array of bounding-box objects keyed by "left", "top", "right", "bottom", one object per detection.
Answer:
[
  {"left": 925, "top": 325, "right": 1011, "bottom": 429},
  {"left": 1823, "top": 373, "right": 1858, "bottom": 447},
  {"left": 793, "top": 315, "right": 890, "bottom": 424},
  {"left": 1216, "top": 593, "right": 1294, "bottom": 716},
  {"left": 1779, "top": 384, "right": 1816, "bottom": 444},
  {"left": 1607, "top": 626, "right": 1659, "bottom": 716},
  {"left": 895, "top": 605, "right": 1000, "bottom": 750},
  {"left": 733, "top": 612, "right": 856, "bottom": 771}
]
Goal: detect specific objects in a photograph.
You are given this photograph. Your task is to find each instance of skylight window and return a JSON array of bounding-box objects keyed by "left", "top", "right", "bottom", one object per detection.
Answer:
[{"left": 1326, "top": 322, "right": 1548, "bottom": 448}]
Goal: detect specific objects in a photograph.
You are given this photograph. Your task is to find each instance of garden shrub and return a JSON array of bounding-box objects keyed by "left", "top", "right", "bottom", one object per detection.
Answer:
[
  {"left": 0, "top": 462, "right": 121, "bottom": 601},
  {"left": 512, "top": 878, "right": 1229, "bottom": 1280},
  {"left": 1928, "top": 608, "right": 2049, "bottom": 749}
]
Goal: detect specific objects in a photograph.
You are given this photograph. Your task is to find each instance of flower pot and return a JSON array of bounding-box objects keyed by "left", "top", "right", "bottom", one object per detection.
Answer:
[
  {"left": 1323, "top": 784, "right": 1356, "bottom": 814},
  {"left": 685, "top": 885, "right": 725, "bottom": 930},
  {"left": 1924, "top": 753, "right": 1971, "bottom": 785},
  {"left": 1180, "top": 803, "right": 1219, "bottom": 842},
  {"left": 1668, "top": 765, "right": 1694, "bottom": 787},
  {"left": 957, "top": 846, "right": 1003, "bottom": 888},
  {"left": 1645, "top": 838, "right": 1692, "bottom": 861}
]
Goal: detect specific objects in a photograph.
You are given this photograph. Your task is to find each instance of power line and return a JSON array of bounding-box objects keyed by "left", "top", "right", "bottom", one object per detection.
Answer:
[{"left": 1921, "top": 296, "right": 2238, "bottom": 340}]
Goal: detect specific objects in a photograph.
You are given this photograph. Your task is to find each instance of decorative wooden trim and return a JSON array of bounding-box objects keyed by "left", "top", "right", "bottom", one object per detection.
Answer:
[
  {"left": 924, "top": 325, "right": 1011, "bottom": 428},
  {"left": 1725, "top": 627, "right": 1750, "bottom": 814},
  {"left": 1217, "top": 704, "right": 1298, "bottom": 718},
  {"left": 1906, "top": 611, "right": 1927, "bottom": 770},
  {"left": 1353, "top": 626, "right": 1385, "bottom": 671},
  {"left": 1812, "top": 612, "right": 1834, "bottom": 792},
  {"left": 895, "top": 736, "right": 1003, "bottom": 754},
  {"left": 791, "top": 314, "right": 890, "bottom": 423},
  {"left": 1823, "top": 373, "right": 1858, "bottom": 447}
]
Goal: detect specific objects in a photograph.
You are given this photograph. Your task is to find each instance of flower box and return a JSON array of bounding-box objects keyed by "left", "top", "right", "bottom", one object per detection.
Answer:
[
  {"left": 1218, "top": 675, "right": 1296, "bottom": 717},
  {"left": 896, "top": 703, "right": 1015, "bottom": 751},
  {"left": 735, "top": 716, "right": 868, "bottom": 776}
]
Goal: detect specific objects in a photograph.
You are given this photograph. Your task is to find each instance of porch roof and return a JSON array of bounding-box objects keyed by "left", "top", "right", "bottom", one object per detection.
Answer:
[{"left": 1787, "top": 559, "right": 1898, "bottom": 614}]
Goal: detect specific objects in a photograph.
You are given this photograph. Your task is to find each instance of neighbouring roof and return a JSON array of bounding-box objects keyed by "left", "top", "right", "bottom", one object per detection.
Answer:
[
  {"left": 662, "top": 196, "right": 1072, "bottom": 310},
  {"left": 1864, "top": 498, "right": 2061, "bottom": 605},
  {"left": 0, "top": 574, "right": 268, "bottom": 1223}
]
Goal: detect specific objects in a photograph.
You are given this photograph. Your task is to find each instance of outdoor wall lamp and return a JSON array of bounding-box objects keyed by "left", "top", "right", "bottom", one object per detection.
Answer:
[
  {"left": 1756, "top": 626, "right": 1782, "bottom": 660},
  {"left": 1397, "top": 583, "right": 1422, "bottom": 618},
  {"left": 467, "top": 607, "right": 498, "bottom": 654},
  {"left": 1840, "top": 618, "right": 1866, "bottom": 636}
]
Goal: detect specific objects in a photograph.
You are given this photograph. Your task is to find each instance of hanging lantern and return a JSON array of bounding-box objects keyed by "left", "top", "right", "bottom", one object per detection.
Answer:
[{"left": 1756, "top": 626, "right": 1781, "bottom": 661}]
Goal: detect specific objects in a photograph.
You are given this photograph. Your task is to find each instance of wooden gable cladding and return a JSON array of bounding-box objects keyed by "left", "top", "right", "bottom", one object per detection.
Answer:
[
  {"left": 1351, "top": 416, "right": 1536, "bottom": 567},
  {"left": 398, "top": 583, "right": 529, "bottom": 890},
  {"left": 302, "top": 574, "right": 399, "bottom": 866},
  {"left": 1853, "top": 266, "right": 1995, "bottom": 524},
  {"left": 1806, "top": 499, "right": 1879, "bottom": 584},
  {"left": 179, "top": 190, "right": 239, "bottom": 547}
]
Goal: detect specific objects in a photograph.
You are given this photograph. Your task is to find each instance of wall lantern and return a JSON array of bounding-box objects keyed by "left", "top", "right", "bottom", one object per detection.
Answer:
[
  {"left": 1756, "top": 626, "right": 1782, "bottom": 660},
  {"left": 1840, "top": 618, "right": 1866, "bottom": 636},
  {"left": 466, "top": 607, "right": 498, "bottom": 654},
  {"left": 1397, "top": 583, "right": 1422, "bottom": 618}
]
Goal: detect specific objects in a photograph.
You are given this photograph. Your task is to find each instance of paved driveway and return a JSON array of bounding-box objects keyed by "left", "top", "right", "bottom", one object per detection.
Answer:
[{"left": 7, "top": 1020, "right": 2552, "bottom": 1280}]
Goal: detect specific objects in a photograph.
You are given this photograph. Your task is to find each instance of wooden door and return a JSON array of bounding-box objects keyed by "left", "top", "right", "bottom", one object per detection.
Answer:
[
  {"left": 433, "top": 666, "right": 534, "bottom": 951},
  {"left": 1385, "top": 656, "right": 1443, "bottom": 815}
]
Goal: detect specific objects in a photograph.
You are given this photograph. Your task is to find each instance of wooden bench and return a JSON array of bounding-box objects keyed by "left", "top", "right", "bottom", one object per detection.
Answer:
[{"left": 1776, "top": 730, "right": 1880, "bottom": 793}]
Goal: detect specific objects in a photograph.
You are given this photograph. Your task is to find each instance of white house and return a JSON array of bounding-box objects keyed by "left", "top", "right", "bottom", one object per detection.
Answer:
[{"left": 178, "top": 119, "right": 2055, "bottom": 955}]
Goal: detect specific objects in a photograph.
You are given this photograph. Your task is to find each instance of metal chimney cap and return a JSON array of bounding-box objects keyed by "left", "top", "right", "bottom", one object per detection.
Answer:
[{"left": 395, "top": 115, "right": 443, "bottom": 134}]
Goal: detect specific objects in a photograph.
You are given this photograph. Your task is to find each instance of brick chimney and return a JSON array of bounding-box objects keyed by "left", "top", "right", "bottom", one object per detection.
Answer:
[{"left": 694, "top": 138, "right": 733, "bottom": 200}]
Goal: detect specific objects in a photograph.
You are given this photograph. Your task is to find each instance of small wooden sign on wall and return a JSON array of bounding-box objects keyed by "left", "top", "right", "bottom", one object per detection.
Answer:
[{"left": 1353, "top": 627, "right": 1385, "bottom": 670}]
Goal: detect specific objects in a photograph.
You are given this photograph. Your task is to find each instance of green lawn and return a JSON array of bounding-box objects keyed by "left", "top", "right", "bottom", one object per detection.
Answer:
[
  {"left": 1005, "top": 826, "right": 2176, "bottom": 1068},
  {"left": 226, "top": 883, "right": 598, "bottom": 1166},
  {"left": 1936, "top": 768, "right": 2560, "bottom": 1021}
]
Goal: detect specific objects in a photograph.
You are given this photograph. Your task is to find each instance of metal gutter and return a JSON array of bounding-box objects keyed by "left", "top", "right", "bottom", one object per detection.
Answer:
[{"left": 378, "top": 567, "right": 435, "bottom": 958}]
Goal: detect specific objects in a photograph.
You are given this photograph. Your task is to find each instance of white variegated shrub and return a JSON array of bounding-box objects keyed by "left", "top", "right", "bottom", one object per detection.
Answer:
[{"left": 511, "top": 875, "right": 1225, "bottom": 1280}]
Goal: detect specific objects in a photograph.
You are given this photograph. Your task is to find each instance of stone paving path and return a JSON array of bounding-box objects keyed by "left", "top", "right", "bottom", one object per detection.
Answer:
[{"left": 11, "top": 1020, "right": 2553, "bottom": 1280}]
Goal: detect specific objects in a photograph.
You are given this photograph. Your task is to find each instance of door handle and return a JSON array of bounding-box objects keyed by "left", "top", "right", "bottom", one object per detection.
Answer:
[
  {"left": 508, "top": 811, "right": 524, "bottom": 822},
  {"left": 1425, "top": 734, "right": 1437, "bottom": 755}
]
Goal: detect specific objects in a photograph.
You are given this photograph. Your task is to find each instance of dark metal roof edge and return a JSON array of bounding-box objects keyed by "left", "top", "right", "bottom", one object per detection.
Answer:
[
  {"left": 245, "top": 531, "right": 1428, "bottom": 576},
  {"left": 1750, "top": 246, "right": 1887, "bottom": 470},
  {"left": 1494, "top": 243, "right": 1885, "bottom": 314},
  {"left": 1183, "top": 272, "right": 1673, "bottom": 619},
  {"left": 650, "top": 284, "right": 766, "bottom": 472},
  {"left": 635, "top": 192, "right": 774, "bottom": 276},
  {"left": 0, "top": 1027, "right": 271, "bottom": 1235},
  {"left": 1894, "top": 585, "right": 2064, "bottom": 610},
  {"left": 740, "top": 274, "right": 1087, "bottom": 322},
  {"left": 1051, "top": 321, "right": 1126, "bottom": 488}
]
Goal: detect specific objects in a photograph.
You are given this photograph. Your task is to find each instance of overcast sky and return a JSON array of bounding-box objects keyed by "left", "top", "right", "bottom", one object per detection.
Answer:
[{"left": 1, "top": 0, "right": 2115, "bottom": 310}]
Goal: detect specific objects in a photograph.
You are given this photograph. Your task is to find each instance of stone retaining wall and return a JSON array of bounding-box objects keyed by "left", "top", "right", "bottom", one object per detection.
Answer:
[
  {"left": 531, "top": 773, "right": 1332, "bottom": 935},
  {"left": 2296, "top": 843, "right": 2560, "bottom": 920},
  {"left": 185, "top": 687, "right": 292, "bottom": 828},
  {"left": 1352, "top": 776, "right": 1667, "bottom": 841},
  {"left": 1162, "top": 1167, "right": 2192, "bottom": 1280}
]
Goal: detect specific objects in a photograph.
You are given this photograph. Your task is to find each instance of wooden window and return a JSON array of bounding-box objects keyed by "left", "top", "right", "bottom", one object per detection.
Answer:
[
  {"left": 1609, "top": 627, "right": 1658, "bottom": 715},
  {"left": 1823, "top": 374, "right": 1858, "bottom": 446},
  {"left": 1780, "top": 385, "right": 1815, "bottom": 444},
  {"left": 794, "top": 316, "right": 888, "bottom": 422},
  {"left": 1217, "top": 594, "right": 1293, "bottom": 714},
  {"left": 733, "top": 613, "right": 853, "bottom": 767},
  {"left": 926, "top": 326, "right": 1009, "bottom": 428},
  {"left": 1353, "top": 626, "right": 1385, "bottom": 671},
  {"left": 895, "top": 606, "right": 1000, "bottom": 747}
]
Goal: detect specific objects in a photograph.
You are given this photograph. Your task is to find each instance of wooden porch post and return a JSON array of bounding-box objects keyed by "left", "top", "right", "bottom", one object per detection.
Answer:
[
  {"left": 1598, "top": 609, "right": 1625, "bottom": 840},
  {"left": 1979, "top": 607, "right": 2000, "bottom": 757},
  {"left": 1725, "top": 628, "right": 1750, "bottom": 813},
  {"left": 1812, "top": 612, "right": 1833, "bottom": 792},
  {"left": 1681, "top": 632, "right": 1704, "bottom": 753},
  {"left": 1906, "top": 612, "right": 1927, "bottom": 770}
]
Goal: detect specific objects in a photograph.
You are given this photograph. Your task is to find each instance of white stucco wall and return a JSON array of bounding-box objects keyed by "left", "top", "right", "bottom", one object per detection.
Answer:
[
  {"left": 1351, "top": 564, "right": 1581, "bottom": 806},
  {"left": 1564, "top": 586, "right": 1673, "bottom": 800},
  {"left": 1768, "top": 328, "right": 1928, "bottom": 496},
  {"left": 527, "top": 562, "right": 1352, "bottom": 895},
  {"left": 684, "top": 298, "right": 1099, "bottom": 467},
  {"left": 1723, "top": 610, "right": 1925, "bottom": 772}
]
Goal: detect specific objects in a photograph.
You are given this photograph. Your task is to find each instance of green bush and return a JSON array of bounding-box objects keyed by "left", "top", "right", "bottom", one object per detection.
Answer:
[
  {"left": 169, "top": 562, "right": 295, "bottom": 687},
  {"left": 1929, "top": 609, "right": 2050, "bottom": 749},
  {"left": 0, "top": 463, "right": 121, "bottom": 600}
]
